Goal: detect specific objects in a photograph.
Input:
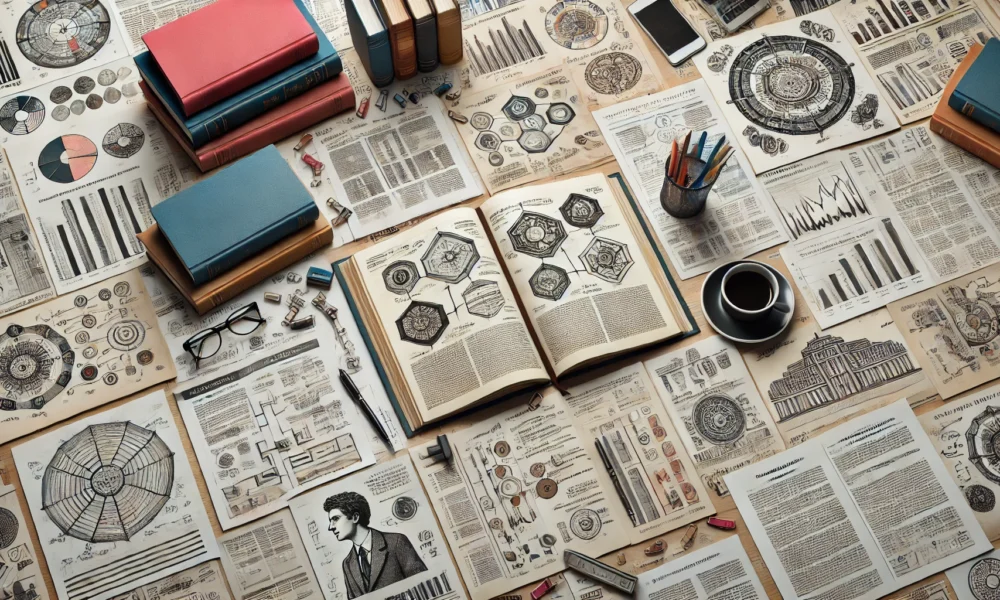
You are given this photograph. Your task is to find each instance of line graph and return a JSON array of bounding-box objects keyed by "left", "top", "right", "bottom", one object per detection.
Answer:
[{"left": 763, "top": 158, "right": 873, "bottom": 241}]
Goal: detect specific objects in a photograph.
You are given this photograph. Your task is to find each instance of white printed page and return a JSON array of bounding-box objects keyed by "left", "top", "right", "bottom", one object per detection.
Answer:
[
  {"left": 0, "top": 483, "right": 45, "bottom": 600},
  {"left": 0, "top": 153, "right": 54, "bottom": 316},
  {"left": 114, "top": 562, "right": 234, "bottom": 600},
  {"left": 12, "top": 390, "right": 220, "bottom": 600},
  {"left": 594, "top": 80, "right": 788, "bottom": 279},
  {"left": 635, "top": 536, "right": 769, "bottom": 598}
]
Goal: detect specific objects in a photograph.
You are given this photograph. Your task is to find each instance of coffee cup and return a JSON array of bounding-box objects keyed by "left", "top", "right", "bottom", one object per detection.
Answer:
[{"left": 720, "top": 262, "right": 791, "bottom": 322}]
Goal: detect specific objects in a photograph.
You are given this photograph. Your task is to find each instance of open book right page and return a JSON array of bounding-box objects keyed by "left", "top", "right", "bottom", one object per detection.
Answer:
[
  {"left": 726, "top": 400, "right": 991, "bottom": 600},
  {"left": 479, "top": 173, "right": 682, "bottom": 376},
  {"left": 352, "top": 208, "right": 548, "bottom": 423}
]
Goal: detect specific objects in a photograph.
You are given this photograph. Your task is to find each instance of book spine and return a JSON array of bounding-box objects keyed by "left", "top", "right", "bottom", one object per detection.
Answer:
[
  {"left": 191, "top": 53, "right": 344, "bottom": 147},
  {"left": 948, "top": 90, "right": 1000, "bottom": 135},
  {"left": 182, "top": 34, "right": 322, "bottom": 116},
  {"left": 201, "top": 226, "right": 334, "bottom": 313},
  {"left": 199, "top": 85, "right": 356, "bottom": 170},
  {"left": 929, "top": 114, "right": 1000, "bottom": 169},
  {"left": 391, "top": 23, "right": 418, "bottom": 80},
  {"left": 416, "top": 17, "right": 438, "bottom": 73},
  {"left": 437, "top": 13, "right": 462, "bottom": 65},
  {"left": 191, "top": 204, "right": 321, "bottom": 285},
  {"left": 369, "top": 38, "right": 395, "bottom": 88}
]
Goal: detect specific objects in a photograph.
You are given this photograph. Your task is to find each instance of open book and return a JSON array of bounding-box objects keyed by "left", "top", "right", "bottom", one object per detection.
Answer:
[{"left": 336, "top": 172, "right": 695, "bottom": 434}]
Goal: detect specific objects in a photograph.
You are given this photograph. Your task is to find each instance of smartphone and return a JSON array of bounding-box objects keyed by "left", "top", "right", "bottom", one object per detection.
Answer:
[{"left": 629, "top": 0, "right": 706, "bottom": 66}]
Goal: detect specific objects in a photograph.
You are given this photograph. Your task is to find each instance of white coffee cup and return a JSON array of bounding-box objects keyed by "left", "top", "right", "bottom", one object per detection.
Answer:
[{"left": 720, "top": 262, "right": 791, "bottom": 322}]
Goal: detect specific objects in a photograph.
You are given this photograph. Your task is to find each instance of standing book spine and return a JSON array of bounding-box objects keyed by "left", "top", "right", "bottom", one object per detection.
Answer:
[
  {"left": 191, "top": 56, "right": 343, "bottom": 146},
  {"left": 191, "top": 206, "right": 320, "bottom": 284},
  {"left": 948, "top": 89, "right": 1000, "bottom": 134}
]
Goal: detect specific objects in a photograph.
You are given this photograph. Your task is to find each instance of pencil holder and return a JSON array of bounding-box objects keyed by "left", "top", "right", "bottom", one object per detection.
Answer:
[{"left": 660, "top": 157, "right": 712, "bottom": 219}]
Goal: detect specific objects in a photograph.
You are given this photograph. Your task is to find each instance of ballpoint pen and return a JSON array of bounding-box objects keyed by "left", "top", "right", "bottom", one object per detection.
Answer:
[
  {"left": 595, "top": 438, "right": 637, "bottom": 526},
  {"left": 339, "top": 368, "right": 391, "bottom": 447}
]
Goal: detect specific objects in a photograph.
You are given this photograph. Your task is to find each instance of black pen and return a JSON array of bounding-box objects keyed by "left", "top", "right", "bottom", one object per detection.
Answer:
[
  {"left": 595, "top": 438, "right": 637, "bottom": 526},
  {"left": 339, "top": 369, "right": 392, "bottom": 447}
]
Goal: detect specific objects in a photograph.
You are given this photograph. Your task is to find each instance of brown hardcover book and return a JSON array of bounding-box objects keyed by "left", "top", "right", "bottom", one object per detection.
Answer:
[
  {"left": 138, "top": 218, "right": 333, "bottom": 314},
  {"left": 433, "top": 0, "right": 461, "bottom": 65},
  {"left": 374, "top": 0, "right": 417, "bottom": 79},
  {"left": 930, "top": 43, "right": 1000, "bottom": 169}
]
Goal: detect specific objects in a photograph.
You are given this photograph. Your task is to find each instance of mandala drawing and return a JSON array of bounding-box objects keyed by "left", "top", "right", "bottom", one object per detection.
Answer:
[
  {"left": 580, "top": 237, "right": 633, "bottom": 283},
  {"left": 0, "top": 97, "right": 45, "bottom": 135},
  {"left": 0, "top": 324, "right": 73, "bottom": 411},
  {"left": 16, "top": 0, "right": 112, "bottom": 68},
  {"left": 584, "top": 52, "right": 642, "bottom": 95},
  {"left": 508, "top": 212, "right": 567, "bottom": 258},
  {"left": 463, "top": 280, "right": 505, "bottom": 317},
  {"left": 102, "top": 123, "right": 145, "bottom": 158},
  {"left": 42, "top": 421, "right": 174, "bottom": 542},
  {"left": 692, "top": 395, "right": 746, "bottom": 444},
  {"left": 559, "top": 194, "right": 604, "bottom": 228},
  {"left": 545, "top": 0, "right": 609, "bottom": 50},
  {"left": 529, "top": 264, "right": 570, "bottom": 301},
  {"left": 421, "top": 232, "right": 479, "bottom": 283},
  {"left": 728, "top": 35, "right": 855, "bottom": 136},
  {"left": 383, "top": 260, "right": 421, "bottom": 295},
  {"left": 967, "top": 405, "right": 1000, "bottom": 486},
  {"left": 396, "top": 301, "right": 449, "bottom": 346},
  {"left": 107, "top": 320, "right": 145, "bottom": 351},
  {"left": 969, "top": 557, "right": 1000, "bottom": 600}
]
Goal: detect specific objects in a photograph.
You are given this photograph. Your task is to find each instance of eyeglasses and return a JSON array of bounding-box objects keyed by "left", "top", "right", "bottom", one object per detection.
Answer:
[{"left": 183, "top": 302, "right": 266, "bottom": 366}]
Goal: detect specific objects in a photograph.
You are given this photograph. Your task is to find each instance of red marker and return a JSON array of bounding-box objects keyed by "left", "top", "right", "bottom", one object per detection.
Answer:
[
  {"left": 708, "top": 517, "right": 736, "bottom": 530},
  {"left": 531, "top": 578, "right": 555, "bottom": 599}
]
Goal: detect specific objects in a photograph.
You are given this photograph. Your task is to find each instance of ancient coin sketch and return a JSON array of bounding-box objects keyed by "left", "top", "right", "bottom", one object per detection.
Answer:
[
  {"left": 967, "top": 406, "right": 1000, "bottom": 486},
  {"left": 529, "top": 264, "right": 571, "bottom": 300},
  {"left": 0, "top": 96, "right": 44, "bottom": 135},
  {"left": 0, "top": 324, "right": 73, "bottom": 411},
  {"left": 96, "top": 68, "right": 116, "bottom": 86},
  {"left": 508, "top": 212, "right": 568, "bottom": 258},
  {"left": 74, "top": 76, "right": 95, "bottom": 94},
  {"left": 383, "top": 260, "right": 421, "bottom": 295},
  {"left": 569, "top": 508, "right": 602, "bottom": 540},
  {"left": 692, "top": 395, "right": 747, "bottom": 444},
  {"left": 101, "top": 123, "right": 145, "bottom": 158},
  {"left": 743, "top": 125, "right": 789, "bottom": 157},
  {"left": 969, "top": 557, "right": 1000, "bottom": 600},
  {"left": 392, "top": 496, "right": 418, "bottom": 521},
  {"left": 421, "top": 232, "right": 480, "bottom": 283},
  {"left": 16, "top": 0, "right": 112, "bottom": 68},
  {"left": 966, "top": 484, "right": 997, "bottom": 513},
  {"left": 584, "top": 52, "right": 643, "bottom": 95},
  {"left": 729, "top": 35, "right": 856, "bottom": 136},
  {"left": 544, "top": 0, "right": 609, "bottom": 49},
  {"left": 559, "top": 193, "right": 604, "bottom": 228},
  {"left": 849, "top": 93, "right": 884, "bottom": 130},
  {"left": 49, "top": 86, "right": 71, "bottom": 104},
  {"left": 42, "top": 421, "right": 174, "bottom": 542},
  {"left": 86, "top": 93, "right": 102, "bottom": 109},
  {"left": 463, "top": 280, "right": 505, "bottom": 317},
  {"left": 580, "top": 237, "right": 633, "bottom": 283},
  {"left": 706, "top": 45, "right": 733, "bottom": 73},
  {"left": 396, "top": 301, "right": 450, "bottom": 345}
]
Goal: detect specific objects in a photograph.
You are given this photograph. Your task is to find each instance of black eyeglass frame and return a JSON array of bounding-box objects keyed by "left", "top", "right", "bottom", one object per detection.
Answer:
[{"left": 182, "top": 302, "right": 266, "bottom": 366}]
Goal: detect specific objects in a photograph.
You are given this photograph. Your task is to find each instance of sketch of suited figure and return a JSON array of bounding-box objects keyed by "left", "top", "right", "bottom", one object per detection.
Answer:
[{"left": 324, "top": 491, "right": 427, "bottom": 598}]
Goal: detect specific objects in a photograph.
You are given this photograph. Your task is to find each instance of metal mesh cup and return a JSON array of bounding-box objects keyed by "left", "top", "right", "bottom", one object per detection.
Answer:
[{"left": 660, "top": 157, "right": 713, "bottom": 219}]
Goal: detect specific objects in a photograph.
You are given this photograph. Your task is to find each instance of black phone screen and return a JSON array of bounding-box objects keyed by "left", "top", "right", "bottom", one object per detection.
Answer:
[{"left": 632, "top": 0, "right": 701, "bottom": 56}]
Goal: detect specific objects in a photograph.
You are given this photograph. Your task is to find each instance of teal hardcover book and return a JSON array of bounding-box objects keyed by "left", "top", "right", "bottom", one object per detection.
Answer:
[
  {"left": 135, "top": 0, "right": 342, "bottom": 148},
  {"left": 949, "top": 38, "right": 1000, "bottom": 134},
  {"left": 151, "top": 146, "right": 319, "bottom": 285},
  {"left": 346, "top": 0, "right": 394, "bottom": 87}
]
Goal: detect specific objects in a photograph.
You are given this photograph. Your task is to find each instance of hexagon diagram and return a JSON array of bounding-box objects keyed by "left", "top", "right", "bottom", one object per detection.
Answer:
[
  {"left": 502, "top": 95, "right": 536, "bottom": 121},
  {"left": 580, "top": 237, "right": 633, "bottom": 283},
  {"left": 547, "top": 103, "right": 575, "bottom": 125},
  {"left": 508, "top": 212, "right": 567, "bottom": 258},
  {"left": 383, "top": 260, "right": 420, "bottom": 295},
  {"left": 560, "top": 194, "right": 604, "bottom": 228},
  {"left": 529, "top": 264, "right": 570, "bottom": 301},
  {"left": 421, "top": 232, "right": 479, "bottom": 283},
  {"left": 519, "top": 114, "right": 547, "bottom": 131},
  {"left": 476, "top": 131, "right": 502, "bottom": 151},
  {"left": 463, "top": 280, "right": 505, "bottom": 318},
  {"left": 518, "top": 130, "right": 553, "bottom": 153},
  {"left": 471, "top": 112, "right": 494, "bottom": 130},
  {"left": 396, "top": 301, "right": 449, "bottom": 346}
]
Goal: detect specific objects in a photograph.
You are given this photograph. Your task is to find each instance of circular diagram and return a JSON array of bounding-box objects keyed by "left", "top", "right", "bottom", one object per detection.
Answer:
[
  {"left": 102, "top": 123, "right": 145, "bottom": 158},
  {"left": 584, "top": 52, "right": 642, "bottom": 95},
  {"left": 0, "top": 96, "right": 45, "bottom": 135},
  {"left": 0, "top": 507, "right": 17, "bottom": 548},
  {"left": 16, "top": 0, "right": 112, "bottom": 69},
  {"left": 728, "top": 35, "right": 855, "bottom": 136},
  {"left": 508, "top": 212, "right": 567, "bottom": 258},
  {"left": 494, "top": 441, "right": 511, "bottom": 457},
  {"left": 692, "top": 395, "right": 746, "bottom": 444},
  {"left": 392, "top": 496, "right": 418, "bottom": 520},
  {"left": 38, "top": 134, "right": 97, "bottom": 183},
  {"left": 570, "top": 508, "right": 601, "bottom": 540},
  {"left": 42, "top": 421, "right": 174, "bottom": 542},
  {"left": 580, "top": 237, "right": 633, "bottom": 283},
  {"left": 545, "top": 0, "right": 608, "bottom": 50},
  {"left": 382, "top": 260, "right": 420, "bottom": 295},
  {"left": 967, "top": 484, "right": 997, "bottom": 513},
  {"left": 0, "top": 324, "right": 73, "bottom": 411},
  {"left": 536, "top": 478, "right": 558, "bottom": 499},
  {"left": 967, "top": 406, "right": 1000, "bottom": 485},
  {"left": 107, "top": 320, "right": 145, "bottom": 351},
  {"left": 970, "top": 558, "right": 1000, "bottom": 600}
]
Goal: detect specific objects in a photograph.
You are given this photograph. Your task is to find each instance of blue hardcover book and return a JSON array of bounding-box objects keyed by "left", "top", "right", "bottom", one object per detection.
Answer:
[
  {"left": 346, "top": 0, "right": 394, "bottom": 87},
  {"left": 151, "top": 146, "right": 319, "bottom": 285},
  {"left": 949, "top": 38, "right": 1000, "bottom": 134},
  {"left": 135, "top": 0, "right": 342, "bottom": 148}
]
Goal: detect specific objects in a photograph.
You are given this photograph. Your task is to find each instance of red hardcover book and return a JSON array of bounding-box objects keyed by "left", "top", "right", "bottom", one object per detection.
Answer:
[
  {"left": 142, "top": 0, "right": 319, "bottom": 117},
  {"left": 141, "top": 75, "right": 355, "bottom": 172}
]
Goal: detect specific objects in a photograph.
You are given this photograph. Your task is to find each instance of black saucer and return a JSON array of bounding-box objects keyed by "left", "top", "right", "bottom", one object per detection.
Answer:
[{"left": 701, "top": 261, "right": 794, "bottom": 344}]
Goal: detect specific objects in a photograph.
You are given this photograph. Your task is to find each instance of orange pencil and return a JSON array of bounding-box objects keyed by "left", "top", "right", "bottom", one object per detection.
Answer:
[
  {"left": 711, "top": 143, "right": 730, "bottom": 168},
  {"left": 677, "top": 159, "right": 689, "bottom": 187},
  {"left": 668, "top": 140, "right": 679, "bottom": 179},
  {"left": 703, "top": 150, "right": 733, "bottom": 183}
]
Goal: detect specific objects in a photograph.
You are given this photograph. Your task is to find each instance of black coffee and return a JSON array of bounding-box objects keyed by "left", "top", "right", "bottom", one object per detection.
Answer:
[{"left": 725, "top": 270, "right": 773, "bottom": 311}]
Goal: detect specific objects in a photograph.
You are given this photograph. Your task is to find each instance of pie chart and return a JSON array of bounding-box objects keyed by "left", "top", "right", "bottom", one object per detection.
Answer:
[
  {"left": 38, "top": 135, "right": 98, "bottom": 183},
  {"left": 0, "top": 96, "right": 45, "bottom": 135}
]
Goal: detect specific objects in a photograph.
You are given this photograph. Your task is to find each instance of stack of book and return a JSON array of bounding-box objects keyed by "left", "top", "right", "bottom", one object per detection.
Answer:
[
  {"left": 931, "top": 40, "right": 1000, "bottom": 168},
  {"left": 139, "top": 146, "right": 332, "bottom": 313},
  {"left": 348, "top": 0, "right": 461, "bottom": 86},
  {"left": 135, "top": 0, "right": 355, "bottom": 171}
]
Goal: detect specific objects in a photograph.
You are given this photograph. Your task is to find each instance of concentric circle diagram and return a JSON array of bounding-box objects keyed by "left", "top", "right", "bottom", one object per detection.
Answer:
[
  {"left": 0, "top": 96, "right": 45, "bottom": 135},
  {"left": 969, "top": 557, "right": 1000, "bottom": 600},
  {"left": 545, "top": 0, "right": 608, "bottom": 50},
  {"left": 16, "top": 0, "right": 113, "bottom": 69},
  {"left": 692, "top": 395, "right": 746, "bottom": 445},
  {"left": 967, "top": 405, "right": 1000, "bottom": 485},
  {"left": 0, "top": 323, "right": 73, "bottom": 411},
  {"left": 39, "top": 134, "right": 98, "bottom": 183},
  {"left": 41, "top": 422, "right": 174, "bottom": 542},
  {"left": 107, "top": 320, "right": 145, "bottom": 351},
  {"left": 728, "top": 35, "right": 855, "bottom": 136},
  {"left": 584, "top": 52, "right": 642, "bottom": 96},
  {"left": 102, "top": 123, "right": 145, "bottom": 158}
]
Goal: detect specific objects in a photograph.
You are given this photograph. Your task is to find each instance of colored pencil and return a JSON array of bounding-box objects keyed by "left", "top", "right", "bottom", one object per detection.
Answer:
[
  {"left": 680, "top": 130, "right": 692, "bottom": 159},
  {"left": 695, "top": 131, "right": 707, "bottom": 159},
  {"left": 669, "top": 140, "right": 679, "bottom": 179},
  {"left": 703, "top": 150, "right": 734, "bottom": 184},
  {"left": 695, "top": 138, "right": 726, "bottom": 187},
  {"left": 677, "top": 159, "right": 689, "bottom": 187}
]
